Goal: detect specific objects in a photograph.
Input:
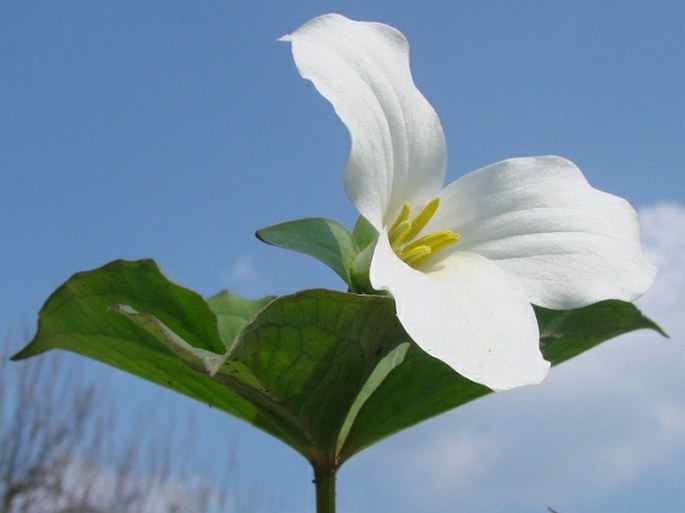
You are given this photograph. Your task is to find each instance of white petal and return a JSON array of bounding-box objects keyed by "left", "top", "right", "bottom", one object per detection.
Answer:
[
  {"left": 369, "top": 231, "right": 550, "bottom": 391},
  {"left": 429, "top": 156, "right": 656, "bottom": 309},
  {"left": 282, "top": 14, "right": 446, "bottom": 229}
]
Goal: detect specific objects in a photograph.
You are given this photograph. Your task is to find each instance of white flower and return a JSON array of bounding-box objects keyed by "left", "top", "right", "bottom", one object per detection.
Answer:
[{"left": 281, "top": 14, "right": 656, "bottom": 391}]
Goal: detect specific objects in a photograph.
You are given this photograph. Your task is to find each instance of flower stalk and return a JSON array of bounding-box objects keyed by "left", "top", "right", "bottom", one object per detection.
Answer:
[{"left": 313, "top": 463, "right": 337, "bottom": 513}]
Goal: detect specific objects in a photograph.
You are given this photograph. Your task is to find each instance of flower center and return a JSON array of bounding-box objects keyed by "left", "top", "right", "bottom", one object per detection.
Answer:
[{"left": 388, "top": 198, "right": 460, "bottom": 269}]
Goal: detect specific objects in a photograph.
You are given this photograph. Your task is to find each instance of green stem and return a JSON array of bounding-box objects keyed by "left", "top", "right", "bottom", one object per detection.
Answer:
[{"left": 313, "top": 463, "right": 336, "bottom": 513}]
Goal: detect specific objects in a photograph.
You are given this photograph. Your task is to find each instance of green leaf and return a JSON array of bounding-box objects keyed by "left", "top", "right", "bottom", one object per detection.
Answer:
[
  {"left": 535, "top": 300, "right": 667, "bottom": 365},
  {"left": 218, "top": 288, "right": 411, "bottom": 464},
  {"left": 111, "top": 303, "right": 271, "bottom": 396},
  {"left": 12, "top": 260, "right": 283, "bottom": 441},
  {"left": 206, "top": 291, "right": 275, "bottom": 347},
  {"left": 335, "top": 342, "right": 410, "bottom": 455},
  {"left": 13, "top": 259, "right": 226, "bottom": 358},
  {"left": 256, "top": 218, "right": 357, "bottom": 286},
  {"left": 335, "top": 299, "right": 666, "bottom": 460},
  {"left": 337, "top": 342, "right": 490, "bottom": 461},
  {"left": 12, "top": 260, "right": 412, "bottom": 464},
  {"left": 13, "top": 259, "right": 664, "bottom": 469}
]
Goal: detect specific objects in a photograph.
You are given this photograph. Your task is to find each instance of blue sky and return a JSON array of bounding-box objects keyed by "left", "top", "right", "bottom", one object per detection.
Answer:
[{"left": 2, "top": 2, "right": 684, "bottom": 512}]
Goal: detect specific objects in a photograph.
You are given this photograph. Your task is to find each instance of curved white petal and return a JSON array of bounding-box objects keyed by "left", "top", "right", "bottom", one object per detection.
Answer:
[
  {"left": 282, "top": 14, "right": 447, "bottom": 229},
  {"left": 369, "top": 231, "right": 550, "bottom": 391},
  {"left": 428, "top": 156, "right": 656, "bottom": 309}
]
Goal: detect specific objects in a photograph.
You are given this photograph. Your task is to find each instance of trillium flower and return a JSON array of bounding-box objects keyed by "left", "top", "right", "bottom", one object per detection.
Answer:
[{"left": 281, "top": 14, "right": 656, "bottom": 391}]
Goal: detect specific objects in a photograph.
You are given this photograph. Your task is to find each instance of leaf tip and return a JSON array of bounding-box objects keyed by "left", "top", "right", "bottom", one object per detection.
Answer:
[{"left": 9, "top": 340, "right": 47, "bottom": 361}]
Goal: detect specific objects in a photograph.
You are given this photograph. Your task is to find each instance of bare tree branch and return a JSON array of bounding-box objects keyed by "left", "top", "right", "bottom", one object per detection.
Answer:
[{"left": 1, "top": 337, "right": 242, "bottom": 513}]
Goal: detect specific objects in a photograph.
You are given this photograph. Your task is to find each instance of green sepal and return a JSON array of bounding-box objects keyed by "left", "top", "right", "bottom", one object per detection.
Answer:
[
  {"left": 352, "top": 215, "right": 377, "bottom": 251},
  {"left": 256, "top": 218, "right": 358, "bottom": 287}
]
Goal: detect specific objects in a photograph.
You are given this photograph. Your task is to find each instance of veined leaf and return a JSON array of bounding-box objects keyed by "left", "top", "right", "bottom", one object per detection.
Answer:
[{"left": 13, "top": 259, "right": 664, "bottom": 468}]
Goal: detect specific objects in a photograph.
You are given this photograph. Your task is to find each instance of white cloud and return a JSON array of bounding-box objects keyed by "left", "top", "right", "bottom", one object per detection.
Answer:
[
  {"left": 377, "top": 427, "right": 502, "bottom": 501},
  {"left": 589, "top": 401, "right": 685, "bottom": 484},
  {"left": 638, "top": 201, "right": 685, "bottom": 325},
  {"left": 223, "top": 254, "right": 263, "bottom": 289},
  {"left": 347, "top": 201, "right": 685, "bottom": 513}
]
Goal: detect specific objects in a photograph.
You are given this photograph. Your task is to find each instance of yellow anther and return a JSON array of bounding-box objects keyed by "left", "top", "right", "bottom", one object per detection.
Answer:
[
  {"left": 401, "top": 245, "right": 432, "bottom": 266},
  {"left": 388, "top": 220, "right": 412, "bottom": 248},
  {"left": 407, "top": 233, "right": 460, "bottom": 268},
  {"left": 404, "top": 252, "right": 432, "bottom": 269},
  {"left": 428, "top": 232, "right": 460, "bottom": 254},
  {"left": 401, "top": 230, "right": 457, "bottom": 254},
  {"left": 388, "top": 204, "right": 411, "bottom": 234}
]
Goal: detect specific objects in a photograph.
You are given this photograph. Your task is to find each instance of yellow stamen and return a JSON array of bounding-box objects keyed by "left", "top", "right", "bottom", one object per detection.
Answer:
[
  {"left": 401, "top": 230, "right": 458, "bottom": 254},
  {"left": 386, "top": 197, "right": 461, "bottom": 269},
  {"left": 408, "top": 234, "right": 460, "bottom": 268},
  {"left": 403, "top": 198, "right": 440, "bottom": 241}
]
